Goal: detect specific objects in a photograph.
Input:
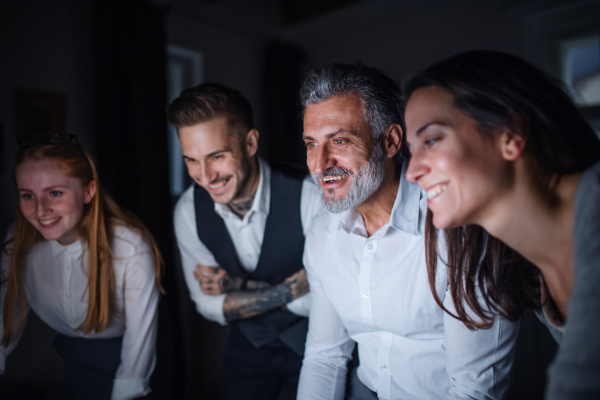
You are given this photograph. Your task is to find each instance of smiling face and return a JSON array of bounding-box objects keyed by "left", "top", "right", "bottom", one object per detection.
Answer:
[
  {"left": 405, "top": 86, "right": 514, "bottom": 229},
  {"left": 303, "top": 94, "right": 386, "bottom": 213},
  {"left": 179, "top": 117, "right": 257, "bottom": 205},
  {"left": 16, "top": 159, "right": 96, "bottom": 244}
]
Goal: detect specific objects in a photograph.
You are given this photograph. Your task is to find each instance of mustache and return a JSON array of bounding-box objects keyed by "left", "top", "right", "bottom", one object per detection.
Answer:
[{"left": 312, "top": 167, "right": 354, "bottom": 180}]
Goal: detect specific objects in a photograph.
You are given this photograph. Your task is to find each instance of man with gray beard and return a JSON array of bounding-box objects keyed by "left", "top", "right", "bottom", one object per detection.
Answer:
[{"left": 296, "top": 62, "right": 520, "bottom": 400}]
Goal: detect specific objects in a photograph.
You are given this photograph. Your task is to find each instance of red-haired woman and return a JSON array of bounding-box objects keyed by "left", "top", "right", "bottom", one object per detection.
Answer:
[{"left": 0, "top": 135, "right": 163, "bottom": 399}]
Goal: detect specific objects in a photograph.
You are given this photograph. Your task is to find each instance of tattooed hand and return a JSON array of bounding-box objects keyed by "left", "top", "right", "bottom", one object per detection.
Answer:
[
  {"left": 194, "top": 264, "right": 244, "bottom": 295},
  {"left": 223, "top": 268, "right": 310, "bottom": 321},
  {"left": 284, "top": 268, "right": 309, "bottom": 300}
]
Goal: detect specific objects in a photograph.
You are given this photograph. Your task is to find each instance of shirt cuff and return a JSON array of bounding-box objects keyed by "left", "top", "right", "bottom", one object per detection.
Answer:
[
  {"left": 286, "top": 293, "right": 311, "bottom": 317},
  {"left": 194, "top": 293, "right": 227, "bottom": 326},
  {"left": 111, "top": 378, "right": 151, "bottom": 400}
]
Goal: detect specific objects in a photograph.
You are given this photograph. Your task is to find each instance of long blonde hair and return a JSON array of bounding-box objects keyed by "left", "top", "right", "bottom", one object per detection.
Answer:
[{"left": 2, "top": 143, "right": 164, "bottom": 346}]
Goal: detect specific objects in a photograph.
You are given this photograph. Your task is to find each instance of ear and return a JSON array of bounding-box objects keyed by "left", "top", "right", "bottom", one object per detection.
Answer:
[
  {"left": 383, "top": 124, "right": 403, "bottom": 159},
  {"left": 499, "top": 131, "right": 526, "bottom": 161},
  {"left": 84, "top": 180, "right": 97, "bottom": 204},
  {"left": 245, "top": 129, "right": 259, "bottom": 158}
]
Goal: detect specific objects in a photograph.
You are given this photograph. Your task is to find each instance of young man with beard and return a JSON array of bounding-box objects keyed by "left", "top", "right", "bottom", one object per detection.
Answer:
[
  {"left": 167, "top": 83, "right": 322, "bottom": 399},
  {"left": 296, "top": 63, "right": 520, "bottom": 400}
]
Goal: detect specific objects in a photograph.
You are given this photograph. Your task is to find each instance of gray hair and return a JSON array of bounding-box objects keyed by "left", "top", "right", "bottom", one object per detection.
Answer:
[{"left": 299, "top": 61, "right": 407, "bottom": 156}]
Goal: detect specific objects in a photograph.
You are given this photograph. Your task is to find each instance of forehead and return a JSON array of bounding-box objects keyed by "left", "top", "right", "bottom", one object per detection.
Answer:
[
  {"left": 16, "top": 159, "right": 78, "bottom": 189},
  {"left": 178, "top": 117, "right": 238, "bottom": 156},
  {"left": 405, "top": 86, "right": 456, "bottom": 137},
  {"left": 303, "top": 95, "right": 370, "bottom": 138}
]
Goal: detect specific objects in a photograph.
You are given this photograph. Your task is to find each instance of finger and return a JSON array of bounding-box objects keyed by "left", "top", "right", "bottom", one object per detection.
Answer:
[{"left": 197, "top": 264, "right": 220, "bottom": 275}]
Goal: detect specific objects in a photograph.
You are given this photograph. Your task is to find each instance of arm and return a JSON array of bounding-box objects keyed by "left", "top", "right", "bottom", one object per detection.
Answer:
[
  {"left": 545, "top": 167, "right": 600, "bottom": 398},
  {"left": 222, "top": 268, "right": 308, "bottom": 322},
  {"left": 442, "top": 286, "right": 520, "bottom": 400},
  {"left": 194, "top": 264, "right": 309, "bottom": 321},
  {"left": 173, "top": 194, "right": 227, "bottom": 325},
  {"left": 297, "top": 260, "right": 354, "bottom": 400},
  {"left": 111, "top": 242, "right": 160, "bottom": 400}
]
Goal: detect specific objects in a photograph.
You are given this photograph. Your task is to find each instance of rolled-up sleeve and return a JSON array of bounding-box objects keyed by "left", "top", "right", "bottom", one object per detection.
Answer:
[
  {"left": 173, "top": 191, "right": 227, "bottom": 325},
  {"left": 443, "top": 288, "right": 520, "bottom": 399},
  {"left": 112, "top": 242, "right": 159, "bottom": 400}
]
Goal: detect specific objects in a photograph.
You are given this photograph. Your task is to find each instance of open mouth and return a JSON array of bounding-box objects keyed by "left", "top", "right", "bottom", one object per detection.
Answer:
[
  {"left": 322, "top": 174, "right": 348, "bottom": 183},
  {"left": 39, "top": 217, "right": 61, "bottom": 228},
  {"left": 426, "top": 183, "right": 447, "bottom": 201},
  {"left": 208, "top": 177, "right": 231, "bottom": 191}
]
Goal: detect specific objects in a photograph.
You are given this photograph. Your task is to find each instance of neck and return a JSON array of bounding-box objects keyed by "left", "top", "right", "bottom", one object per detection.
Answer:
[
  {"left": 356, "top": 160, "right": 400, "bottom": 237},
  {"left": 228, "top": 157, "right": 260, "bottom": 218},
  {"left": 480, "top": 166, "right": 581, "bottom": 317}
]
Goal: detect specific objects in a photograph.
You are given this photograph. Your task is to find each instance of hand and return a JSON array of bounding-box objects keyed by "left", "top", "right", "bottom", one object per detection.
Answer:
[
  {"left": 193, "top": 264, "right": 243, "bottom": 295},
  {"left": 284, "top": 268, "right": 309, "bottom": 300}
]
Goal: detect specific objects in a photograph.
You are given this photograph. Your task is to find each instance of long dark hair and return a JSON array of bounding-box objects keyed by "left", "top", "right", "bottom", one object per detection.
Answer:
[{"left": 404, "top": 50, "right": 600, "bottom": 329}]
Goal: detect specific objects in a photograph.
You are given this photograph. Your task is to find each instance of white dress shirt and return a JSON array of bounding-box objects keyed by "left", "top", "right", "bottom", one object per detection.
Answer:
[
  {"left": 298, "top": 158, "right": 519, "bottom": 400},
  {"left": 0, "top": 225, "right": 159, "bottom": 400},
  {"left": 174, "top": 157, "right": 323, "bottom": 325}
]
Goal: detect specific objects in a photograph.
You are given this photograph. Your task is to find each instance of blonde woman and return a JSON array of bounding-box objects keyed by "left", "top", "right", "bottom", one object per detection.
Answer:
[{"left": 0, "top": 135, "right": 163, "bottom": 399}]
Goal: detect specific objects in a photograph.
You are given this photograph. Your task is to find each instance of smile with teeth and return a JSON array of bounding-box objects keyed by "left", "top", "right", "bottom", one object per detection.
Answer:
[
  {"left": 39, "top": 217, "right": 61, "bottom": 226},
  {"left": 322, "top": 175, "right": 348, "bottom": 183},
  {"left": 427, "top": 184, "right": 447, "bottom": 200},
  {"left": 208, "top": 178, "right": 230, "bottom": 189}
]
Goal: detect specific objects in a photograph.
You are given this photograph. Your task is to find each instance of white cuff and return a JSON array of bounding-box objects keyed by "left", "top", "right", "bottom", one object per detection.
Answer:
[
  {"left": 111, "top": 378, "right": 151, "bottom": 400},
  {"left": 286, "top": 293, "right": 311, "bottom": 317}
]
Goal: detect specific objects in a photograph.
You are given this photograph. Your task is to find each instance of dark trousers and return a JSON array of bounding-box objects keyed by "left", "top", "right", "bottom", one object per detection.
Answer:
[
  {"left": 221, "top": 326, "right": 303, "bottom": 400},
  {"left": 52, "top": 334, "right": 122, "bottom": 400}
]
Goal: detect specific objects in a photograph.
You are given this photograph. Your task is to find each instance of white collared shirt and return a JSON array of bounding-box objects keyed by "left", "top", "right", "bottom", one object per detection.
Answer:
[
  {"left": 298, "top": 158, "right": 519, "bottom": 400},
  {"left": 0, "top": 225, "right": 159, "bottom": 400},
  {"left": 174, "top": 157, "right": 323, "bottom": 325}
]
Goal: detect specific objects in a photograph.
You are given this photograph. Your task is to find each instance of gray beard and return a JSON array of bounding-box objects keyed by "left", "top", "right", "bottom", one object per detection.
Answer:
[{"left": 313, "top": 144, "right": 386, "bottom": 214}]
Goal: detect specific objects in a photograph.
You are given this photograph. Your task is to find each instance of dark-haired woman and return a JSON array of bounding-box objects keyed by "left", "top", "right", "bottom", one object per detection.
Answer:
[
  {"left": 0, "top": 137, "right": 163, "bottom": 399},
  {"left": 404, "top": 50, "right": 600, "bottom": 398}
]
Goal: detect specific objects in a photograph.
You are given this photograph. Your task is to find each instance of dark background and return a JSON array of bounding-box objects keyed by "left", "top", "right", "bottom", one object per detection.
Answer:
[{"left": 1, "top": 0, "right": 599, "bottom": 399}]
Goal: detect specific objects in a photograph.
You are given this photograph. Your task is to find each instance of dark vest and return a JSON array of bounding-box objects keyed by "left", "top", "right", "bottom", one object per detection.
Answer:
[{"left": 194, "top": 161, "right": 309, "bottom": 355}]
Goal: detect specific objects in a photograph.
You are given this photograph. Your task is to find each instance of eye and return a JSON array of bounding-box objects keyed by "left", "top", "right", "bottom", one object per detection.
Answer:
[
  {"left": 424, "top": 137, "right": 440, "bottom": 147},
  {"left": 21, "top": 193, "right": 32, "bottom": 200},
  {"left": 50, "top": 191, "right": 62, "bottom": 197},
  {"left": 333, "top": 139, "right": 346, "bottom": 145},
  {"left": 304, "top": 141, "right": 316, "bottom": 148},
  {"left": 213, "top": 154, "right": 223, "bottom": 160}
]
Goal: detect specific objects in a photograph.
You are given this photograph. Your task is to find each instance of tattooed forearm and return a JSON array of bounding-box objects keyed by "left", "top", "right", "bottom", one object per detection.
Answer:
[{"left": 223, "top": 268, "right": 309, "bottom": 322}]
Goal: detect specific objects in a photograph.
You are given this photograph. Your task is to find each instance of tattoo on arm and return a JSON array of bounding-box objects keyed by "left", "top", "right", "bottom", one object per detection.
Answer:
[{"left": 223, "top": 268, "right": 308, "bottom": 321}]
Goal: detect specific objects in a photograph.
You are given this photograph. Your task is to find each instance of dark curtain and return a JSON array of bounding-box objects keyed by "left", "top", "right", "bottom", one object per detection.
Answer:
[
  {"left": 94, "top": 1, "right": 178, "bottom": 398},
  {"left": 264, "top": 39, "right": 307, "bottom": 165}
]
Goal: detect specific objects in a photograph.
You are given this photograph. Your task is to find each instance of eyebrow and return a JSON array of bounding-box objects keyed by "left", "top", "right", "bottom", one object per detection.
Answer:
[
  {"left": 302, "top": 129, "right": 360, "bottom": 141},
  {"left": 18, "top": 185, "right": 69, "bottom": 192},
  {"left": 415, "top": 120, "right": 452, "bottom": 137}
]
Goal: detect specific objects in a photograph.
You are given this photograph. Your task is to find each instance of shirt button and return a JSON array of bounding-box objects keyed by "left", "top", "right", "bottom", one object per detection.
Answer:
[
  {"left": 367, "top": 244, "right": 373, "bottom": 250},
  {"left": 361, "top": 294, "right": 368, "bottom": 300},
  {"left": 381, "top": 364, "right": 387, "bottom": 370}
]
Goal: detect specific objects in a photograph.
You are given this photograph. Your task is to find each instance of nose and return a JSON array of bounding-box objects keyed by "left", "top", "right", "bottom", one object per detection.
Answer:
[
  {"left": 311, "top": 144, "right": 335, "bottom": 175},
  {"left": 405, "top": 151, "right": 429, "bottom": 183},
  {"left": 194, "top": 162, "right": 216, "bottom": 187},
  {"left": 36, "top": 197, "right": 51, "bottom": 217}
]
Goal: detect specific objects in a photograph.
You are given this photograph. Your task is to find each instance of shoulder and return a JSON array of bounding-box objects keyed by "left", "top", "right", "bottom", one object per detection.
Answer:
[
  {"left": 574, "top": 160, "right": 600, "bottom": 240},
  {"left": 111, "top": 224, "right": 150, "bottom": 259},
  {"left": 174, "top": 184, "right": 196, "bottom": 219},
  {"left": 305, "top": 208, "right": 338, "bottom": 240}
]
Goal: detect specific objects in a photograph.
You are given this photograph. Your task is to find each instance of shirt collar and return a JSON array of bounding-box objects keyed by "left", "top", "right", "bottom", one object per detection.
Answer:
[
  {"left": 339, "top": 156, "right": 422, "bottom": 237},
  {"left": 214, "top": 157, "right": 271, "bottom": 220},
  {"left": 50, "top": 239, "right": 83, "bottom": 257}
]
